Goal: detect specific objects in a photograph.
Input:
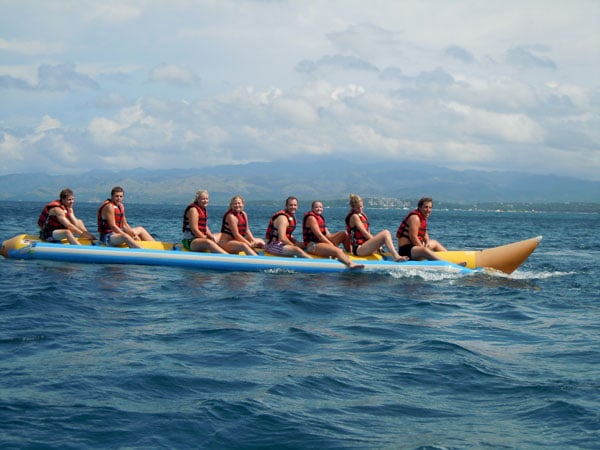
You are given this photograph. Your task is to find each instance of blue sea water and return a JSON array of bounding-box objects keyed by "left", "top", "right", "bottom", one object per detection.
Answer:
[{"left": 1, "top": 201, "right": 599, "bottom": 449}]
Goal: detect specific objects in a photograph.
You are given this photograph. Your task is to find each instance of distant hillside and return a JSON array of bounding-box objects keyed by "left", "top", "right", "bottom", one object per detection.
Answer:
[{"left": 1, "top": 159, "right": 599, "bottom": 205}]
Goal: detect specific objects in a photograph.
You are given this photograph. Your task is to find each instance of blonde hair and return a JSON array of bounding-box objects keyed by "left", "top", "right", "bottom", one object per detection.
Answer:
[
  {"left": 349, "top": 193, "right": 362, "bottom": 208},
  {"left": 229, "top": 195, "right": 244, "bottom": 209},
  {"left": 194, "top": 190, "right": 209, "bottom": 203}
]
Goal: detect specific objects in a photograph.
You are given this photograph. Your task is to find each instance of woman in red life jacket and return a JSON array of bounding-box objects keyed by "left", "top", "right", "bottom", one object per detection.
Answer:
[
  {"left": 97, "top": 186, "right": 154, "bottom": 248},
  {"left": 219, "top": 195, "right": 265, "bottom": 256},
  {"left": 345, "top": 193, "right": 407, "bottom": 262},
  {"left": 264, "top": 196, "right": 310, "bottom": 258},
  {"left": 182, "top": 190, "right": 227, "bottom": 253},
  {"left": 396, "top": 197, "right": 447, "bottom": 261},
  {"left": 38, "top": 188, "right": 96, "bottom": 245},
  {"left": 303, "top": 200, "right": 363, "bottom": 270}
]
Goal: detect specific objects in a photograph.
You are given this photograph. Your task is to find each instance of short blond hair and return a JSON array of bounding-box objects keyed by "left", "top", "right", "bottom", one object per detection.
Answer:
[{"left": 194, "top": 190, "right": 209, "bottom": 202}]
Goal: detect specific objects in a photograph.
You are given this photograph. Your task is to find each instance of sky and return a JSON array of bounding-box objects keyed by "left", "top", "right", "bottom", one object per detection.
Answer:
[{"left": 1, "top": 0, "right": 599, "bottom": 181}]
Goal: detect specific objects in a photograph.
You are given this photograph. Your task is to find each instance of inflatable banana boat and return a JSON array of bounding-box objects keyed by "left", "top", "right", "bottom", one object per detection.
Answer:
[{"left": 1, "top": 234, "right": 541, "bottom": 275}]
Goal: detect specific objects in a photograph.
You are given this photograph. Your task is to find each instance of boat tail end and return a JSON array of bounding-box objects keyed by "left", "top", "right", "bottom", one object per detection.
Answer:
[{"left": 1, "top": 234, "right": 32, "bottom": 259}]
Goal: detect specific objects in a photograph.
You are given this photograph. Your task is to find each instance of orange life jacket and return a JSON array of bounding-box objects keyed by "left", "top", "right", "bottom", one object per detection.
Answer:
[
  {"left": 97, "top": 200, "right": 124, "bottom": 236},
  {"left": 38, "top": 200, "right": 69, "bottom": 238},
  {"left": 182, "top": 203, "right": 208, "bottom": 235},
  {"left": 302, "top": 211, "right": 326, "bottom": 244},
  {"left": 221, "top": 209, "right": 248, "bottom": 237},
  {"left": 265, "top": 210, "right": 296, "bottom": 242},
  {"left": 345, "top": 211, "right": 369, "bottom": 247},
  {"left": 396, "top": 209, "right": 427, "bottom": 242}
]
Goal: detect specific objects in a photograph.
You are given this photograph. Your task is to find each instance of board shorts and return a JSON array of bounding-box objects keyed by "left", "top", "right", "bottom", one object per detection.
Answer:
[
  {"left": 265, "top": 240, "right": 286, "bottom": 255},
  {"left": 99, "top": 233, "right": 114, "bottom": 246},
  {"left": 40, "top": 230, "right": 60, "bottom": 243},
  {"left": 398, "top": 244, "right": 415, "bottom": 259}
]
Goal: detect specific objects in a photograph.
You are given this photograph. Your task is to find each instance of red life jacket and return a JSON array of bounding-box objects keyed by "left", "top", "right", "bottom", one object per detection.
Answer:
[
  {"left": 97, "top": 199, "right": 124, "bottom": 236},
  {"left": 182, "top": 202, "right": 208, "bottom": 235},
  {"left": 302, "top": 211, "right": 326, "bottom": 244},
  {"left": 265, "top": 210, "right": 296, "bottom": 242},
  {"left": 345, "top": 211, "right": 369, "bottom": 247},
  {"left": 396, "top": 209, "right": 427, "bottom": 242},
  {"left": 221, "top": 209, "right": 248, "bottom": 237},
  {"left": 38, "top": 200, "right": 69, "bottom": 236}
]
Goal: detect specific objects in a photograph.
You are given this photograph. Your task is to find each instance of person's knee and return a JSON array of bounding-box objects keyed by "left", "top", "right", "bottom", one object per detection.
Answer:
[{"left": 380, "top": 230, "right": 392, "bottom": 241}]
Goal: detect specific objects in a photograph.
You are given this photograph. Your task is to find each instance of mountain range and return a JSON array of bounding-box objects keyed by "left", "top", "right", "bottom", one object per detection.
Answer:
[{"left": 1, "top": 159, "right": 598, "bottom": 206}]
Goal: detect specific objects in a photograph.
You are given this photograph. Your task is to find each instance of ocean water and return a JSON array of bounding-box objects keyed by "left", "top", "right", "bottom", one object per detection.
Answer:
[{"left": 1, "top": 201, "right": 599, "bottom": 449}]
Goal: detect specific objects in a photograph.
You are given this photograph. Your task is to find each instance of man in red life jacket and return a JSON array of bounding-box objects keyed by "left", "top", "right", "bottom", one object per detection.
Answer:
[
  {"left": 97, "top": 186, "right": 154, "bottom": 248},
  {"left": 265, "top": 196, "right": 310, "bottom": 258},
  {"left": 396, "top": 197, "right": 447, "bottom": 260},
  {"left": 38, "top": 188, "right": 96, "bottom": 245}
]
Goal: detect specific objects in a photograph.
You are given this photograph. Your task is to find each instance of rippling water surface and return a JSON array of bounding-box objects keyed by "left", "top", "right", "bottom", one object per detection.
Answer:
[{"left": 1, "top": 201, "right": 599, "bottom": 449}]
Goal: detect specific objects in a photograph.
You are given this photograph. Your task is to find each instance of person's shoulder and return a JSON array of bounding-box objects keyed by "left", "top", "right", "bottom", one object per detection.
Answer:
[{"left": 274, "top": 213, "right": 291, "bottom": 225}]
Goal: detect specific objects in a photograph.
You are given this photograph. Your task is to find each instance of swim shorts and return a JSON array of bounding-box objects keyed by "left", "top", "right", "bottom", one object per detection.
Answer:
[
  {"left": 398, "top": 244, "right": 414, "bottom": 258},
  {"left": 99, "top": 233, "right": 113, "bottom": 246},
  {"left": 265, "top": 240, "right": 286, "bottom": 255},
  {"left": 40, "top": 230, "right": 60, "bottom": 242}
]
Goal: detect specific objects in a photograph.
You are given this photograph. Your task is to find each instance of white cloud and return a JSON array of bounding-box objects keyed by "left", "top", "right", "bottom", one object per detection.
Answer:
[
  {"left": 327, "top": 23, "right": 402, "bottom": 66},
  {"left": 0, "top": 133, "right": 24, "bottom": 169},
  {"left": 444, "top": 102, "right": 545, "bottom": 143},
  {"left": 0, "top": 38, "right": 64, "bottom": 55},
  {"left": 88, "top": 117, "right": 129, "bottom": 147},
  {"left": 331, "top": 84, "right": 365, "bottom": 101},
  {"left": 88, "top": 102, "right": 176, "bottom": 150},
  {"left": 442, "top": 141, "right": 495, "bottom": 164},
  {"left": 84, "top": 3, "right": 141, "bottom": 22},
  {"left": 0, "top": 0, "right": 598, "bottom": 182},
  {"left": 544, "top": 81, "right": 591, "bottom": 109},
  {"left": 296, "top": 54, "right": 379, "bottom": 74},
  {"left": 35, "top": 115, "right": 61, "bottom": 134},
  {"left": 95, "top": 92, "right": 128, "bottom": 108},
  {"left": 445, "top": 46, "right": 475, "bottom": 64},
  {"left": 0, "top": 63, "right": 100, "bottom": 91},
  {"left": 149, "top": 64, "right": 201, "bottom": 86},
  {"left": 506, "top": 46, "right": 557, "bottom": 70},
  {"left": 349, "top": 125, "right": 401, "bottom": 156},
  {"left": 272, "top": 97, "right": 319, "bottom": 126}
]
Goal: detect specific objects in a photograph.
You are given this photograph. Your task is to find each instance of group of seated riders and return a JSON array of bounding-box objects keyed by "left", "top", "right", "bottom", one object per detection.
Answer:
[{"left": 39, "top": 188, "right": 447, "bottom": 267}]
